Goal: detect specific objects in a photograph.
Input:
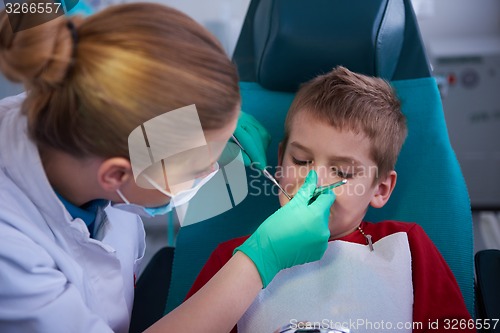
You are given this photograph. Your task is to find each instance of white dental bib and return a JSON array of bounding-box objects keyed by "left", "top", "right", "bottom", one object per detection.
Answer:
[{"left": 238, "top": 232, "right": 413, "bottom": 333}]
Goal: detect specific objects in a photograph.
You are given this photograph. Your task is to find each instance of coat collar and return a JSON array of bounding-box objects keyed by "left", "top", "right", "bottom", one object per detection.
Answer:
[{"left": 0, "top": 93, "right": 72, "bottom": 225}]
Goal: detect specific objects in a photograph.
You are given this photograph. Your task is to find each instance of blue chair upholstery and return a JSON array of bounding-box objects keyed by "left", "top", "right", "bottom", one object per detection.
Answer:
[{"left": 165, "top": 0, "right": 474, "bottom": 317}]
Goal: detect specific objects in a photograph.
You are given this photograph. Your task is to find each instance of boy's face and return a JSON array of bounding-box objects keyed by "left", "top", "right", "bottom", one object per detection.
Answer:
[{"left": 278, "top": 112, "right": 396, "bottom": 239}]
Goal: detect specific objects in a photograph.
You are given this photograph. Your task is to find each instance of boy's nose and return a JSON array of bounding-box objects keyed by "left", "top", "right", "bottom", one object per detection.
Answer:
[
  {"left": 314, "top": 165, "right": 330, "bottom": 187},
  {"left": 314, "top": 165, "right": 344, "bottom": 188}
]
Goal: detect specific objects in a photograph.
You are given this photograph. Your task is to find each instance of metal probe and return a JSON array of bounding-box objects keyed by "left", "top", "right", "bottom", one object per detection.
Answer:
[
  {"left": 232, "top": 134, "right": 293, "bottom": 200},
  {"left": 262, "top": 169, "right": 293, "bottom": 200}
]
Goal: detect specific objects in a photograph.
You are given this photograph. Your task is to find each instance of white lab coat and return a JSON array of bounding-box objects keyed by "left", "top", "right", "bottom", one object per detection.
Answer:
[{"left": 0, "top": 94, "right": 146, "bottom": 332}]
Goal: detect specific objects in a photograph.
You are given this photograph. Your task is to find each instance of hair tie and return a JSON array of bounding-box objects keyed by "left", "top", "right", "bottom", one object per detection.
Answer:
[{"left": 66, "top": 21, "right": 78, "bottom": 59}]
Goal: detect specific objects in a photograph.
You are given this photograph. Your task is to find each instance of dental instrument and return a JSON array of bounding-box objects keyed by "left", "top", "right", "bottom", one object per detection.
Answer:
[
  {"left": 263, "top": 169, "right": 293, "bottom": 200},
  {"left": 308, "top": 179, "right": 348, "bottom": 205},
  {"left": 231, "top": 134, "right": 293, "bottom": 200},
  {"left": 231, "top": 134, "right": 245, "bottom": 151}
]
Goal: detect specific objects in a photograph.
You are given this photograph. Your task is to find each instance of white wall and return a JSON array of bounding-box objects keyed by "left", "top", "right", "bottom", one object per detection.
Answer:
[{"left": 415, "top": 0, "right": 500, "bottom": 43}]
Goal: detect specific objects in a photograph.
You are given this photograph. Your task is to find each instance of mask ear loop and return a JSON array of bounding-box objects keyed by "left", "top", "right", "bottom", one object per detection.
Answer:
[
  {"left": 116, "top": 189, "right": 131, "bottom": 204},
  {"left": 141, "top": 174, "right": 174, "bottom": 198},
  {"left": 212, "top": 162, "right": 220, "bottom": 173},
  {"left": 142, "top": 162, "right": 219, "bottom": 198}
]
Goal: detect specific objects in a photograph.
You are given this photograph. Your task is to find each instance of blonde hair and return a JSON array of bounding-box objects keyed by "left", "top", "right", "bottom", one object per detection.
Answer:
[
  {"left": 283, "top": 66, "right": 406, "bottom": 179},
  {"left": 0, "top": 3, "right": 240, "bottom": 158}
]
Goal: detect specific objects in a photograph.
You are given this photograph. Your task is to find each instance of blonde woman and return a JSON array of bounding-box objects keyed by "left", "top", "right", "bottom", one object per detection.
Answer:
[{"left": 0, "top": 3, "right": 334, "bottom": 333}]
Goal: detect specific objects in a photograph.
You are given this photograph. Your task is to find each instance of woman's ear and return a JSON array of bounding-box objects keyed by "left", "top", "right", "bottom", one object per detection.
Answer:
[
  {"left": 370, "top": 171, "right": 397, "bottom": 208},
  {"left": 97, "top": 158, "right": 133, "bottom": 192}
]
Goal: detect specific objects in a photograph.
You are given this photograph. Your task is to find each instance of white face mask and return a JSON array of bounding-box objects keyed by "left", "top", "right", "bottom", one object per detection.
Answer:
[{"left": 112, "top": 163, "right": 219, "bottom": 217}]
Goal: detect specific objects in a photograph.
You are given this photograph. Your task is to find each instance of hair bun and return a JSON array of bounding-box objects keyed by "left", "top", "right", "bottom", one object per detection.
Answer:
[{"left": 0, "top": 11, "right": 79, "bottom": 88}]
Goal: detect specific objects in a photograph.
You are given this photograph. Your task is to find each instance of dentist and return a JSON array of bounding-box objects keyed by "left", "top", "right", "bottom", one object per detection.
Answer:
[{"left": 0, "top": 3, "right": 334, "bottom": 333}]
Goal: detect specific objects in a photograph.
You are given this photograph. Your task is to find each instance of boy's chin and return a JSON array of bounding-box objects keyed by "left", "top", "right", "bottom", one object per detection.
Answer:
[
  {"left": 278, "top": 191, "right": 296, "bottom": 206},
  {"left": 278, "top": 194, "right": 288, "bottom": 207}
]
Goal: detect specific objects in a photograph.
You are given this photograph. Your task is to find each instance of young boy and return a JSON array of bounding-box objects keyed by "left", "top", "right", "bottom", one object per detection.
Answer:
[{"left": 186, "top": 67, "right": 473, "bottom": 332}]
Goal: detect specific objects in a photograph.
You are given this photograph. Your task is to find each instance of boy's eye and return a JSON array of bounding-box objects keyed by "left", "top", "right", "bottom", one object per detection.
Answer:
[
  {"left": 332, "top": 168, "right": 354, "bottom": 179},
  {"left": 338, "top": 171, "right": 354, "bottom": 179},
  {"left": 291, "top": 156, "right": 312, "bottom": 166}
]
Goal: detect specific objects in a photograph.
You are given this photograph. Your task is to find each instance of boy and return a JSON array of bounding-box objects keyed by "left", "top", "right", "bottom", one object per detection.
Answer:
[{"left": 186, "top": 67, "right": 473, "bottom": 332}]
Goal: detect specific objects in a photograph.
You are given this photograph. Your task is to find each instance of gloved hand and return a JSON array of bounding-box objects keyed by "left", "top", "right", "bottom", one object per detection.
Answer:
[
  {"left": 234, "top": 170, "right": 334, "bottom": 287},
  {"left": 232, "top": 111, "right": 271, "bottom": 170}
]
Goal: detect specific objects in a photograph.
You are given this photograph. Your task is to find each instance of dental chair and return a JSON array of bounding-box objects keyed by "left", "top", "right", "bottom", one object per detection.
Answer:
[
  {"left": 475, "top": 249, "right": 500, "bottom": 332},
  {"left": 132, "top": 0, "right": 476, "bottom": 328}
]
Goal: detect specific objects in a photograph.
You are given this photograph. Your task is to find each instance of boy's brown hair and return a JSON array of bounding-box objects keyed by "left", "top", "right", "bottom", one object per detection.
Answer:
[{"left": 283, "top": 66, "right": 407, "bottom": 180}]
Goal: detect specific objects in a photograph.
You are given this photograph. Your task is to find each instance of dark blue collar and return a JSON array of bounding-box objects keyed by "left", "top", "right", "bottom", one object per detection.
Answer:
[{"left": 56, "top": 192, "right": 108, "bottom": 228}]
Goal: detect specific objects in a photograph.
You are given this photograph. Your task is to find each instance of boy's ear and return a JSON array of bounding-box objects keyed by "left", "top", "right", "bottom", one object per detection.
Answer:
[
  {"left": 370, "top": 170, "right": 397, "bottom": 208},
  {"left": 97, "top": 157, "right": 133, "bottom": 192}
]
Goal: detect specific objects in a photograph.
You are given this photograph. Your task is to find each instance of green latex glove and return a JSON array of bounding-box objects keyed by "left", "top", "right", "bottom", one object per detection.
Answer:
[
  {"left": 234, "top": 170, "right": 334, "bottom": 287},
  {"left": 232, "top": 111, "right": 271, "bottom": 170}
]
